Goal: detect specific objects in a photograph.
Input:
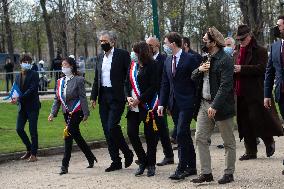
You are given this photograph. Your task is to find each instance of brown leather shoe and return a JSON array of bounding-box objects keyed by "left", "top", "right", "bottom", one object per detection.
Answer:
[
  {"left": 27, "top": 155, "right": 37, "bottom": 162},
  {"left": 20, "top": 152, "right": 31, "bottom": 160}
]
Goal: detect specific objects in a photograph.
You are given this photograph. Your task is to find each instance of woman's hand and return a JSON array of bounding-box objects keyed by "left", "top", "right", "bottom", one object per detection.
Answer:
[
  {"left": 82, "top": 116, "right": 88, "bottom": 122},
  {"left": 127, "top": 97, "right": 134, "bottom": 107},
  {"left": 48, "top": 114, "right": 54, "bottom": 122}
]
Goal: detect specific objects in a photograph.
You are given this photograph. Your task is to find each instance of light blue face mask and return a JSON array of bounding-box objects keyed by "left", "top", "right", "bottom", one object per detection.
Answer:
[
  {"left": 21, "top": 63, "right": 31, "bottom": 70},
  {"left": 163, "top": 44, "right": 173, "bottom": 55},
  {"left": 130, "top": 51, "right": 138, "bottom": 62},
  {"left": 224, "top": 47, "right": 234, "bottom": 56}
]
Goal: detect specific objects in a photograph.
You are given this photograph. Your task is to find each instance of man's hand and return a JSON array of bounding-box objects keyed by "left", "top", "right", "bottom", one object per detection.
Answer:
[
  {"left": 157, "top": 106, "right": 164, "bottom": 116},
  {"left": 11, "top": 97, "right": 18, "bottom": 104},
  {"left": 198, "top": 63, "right": 210, "bottom": 72},
  {"left": 91, "top": 100, "right": 96, "bottom": 109},
  {"left": 234, "top": 65, "right": 241, "bottom": 73},
  {"left": 208, "top": 107, "right": 217, "bottom": 119},
  {"left": 264, "top": 98, "right": 272, "bottom": 109},
  {"left": 48, "top": 114, "right": 54, "bottom": 122}
]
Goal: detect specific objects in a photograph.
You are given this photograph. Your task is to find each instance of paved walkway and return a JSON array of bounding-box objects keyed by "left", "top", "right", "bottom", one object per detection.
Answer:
[{"left": 0, "top": 131, "right": 283, "bottom": 189}]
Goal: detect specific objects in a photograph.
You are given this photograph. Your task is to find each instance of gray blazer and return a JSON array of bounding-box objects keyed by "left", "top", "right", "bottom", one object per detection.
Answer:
[{"left": 51, "top": 75, "right": 90, "bottom": 117}]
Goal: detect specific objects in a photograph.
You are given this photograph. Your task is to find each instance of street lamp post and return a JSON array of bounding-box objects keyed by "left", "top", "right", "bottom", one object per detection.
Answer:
[{"left": 151, "top": 0, "right": 160, "bottom": 40}]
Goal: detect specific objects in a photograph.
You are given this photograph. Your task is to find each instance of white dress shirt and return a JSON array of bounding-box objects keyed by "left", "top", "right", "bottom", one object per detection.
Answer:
[
  {"left": 172, "top": 49, "right": 182, "bottom": 67},
  {"left": 63, "top": 75, "right": 74, "bottom": 98},
  {"left": 153, "top": 52, "right": 159, "bottom": 60},
  {"left": 101, "top": 47, "right": 114, "bottom": 87}
]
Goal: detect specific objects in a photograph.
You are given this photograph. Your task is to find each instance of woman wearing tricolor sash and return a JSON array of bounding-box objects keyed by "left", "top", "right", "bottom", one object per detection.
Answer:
[
  {"left": 48, "top": 57, "right": 97, "bottom": 175},
  {"left": 126, "top": 42, "right": 159, "bottom": 177}
]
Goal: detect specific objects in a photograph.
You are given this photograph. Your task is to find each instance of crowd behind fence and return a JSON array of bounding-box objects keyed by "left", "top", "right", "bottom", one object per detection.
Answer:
[{"left": 0, "top": 69, "right": 94, "bottom": 95}]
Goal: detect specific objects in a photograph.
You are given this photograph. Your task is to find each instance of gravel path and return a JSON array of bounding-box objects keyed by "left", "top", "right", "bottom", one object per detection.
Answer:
[{"left": 0, "top": 131, "right": 283, "bottom": 189}]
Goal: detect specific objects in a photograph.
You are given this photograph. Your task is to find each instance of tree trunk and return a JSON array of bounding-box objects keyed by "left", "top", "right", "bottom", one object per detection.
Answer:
[
  {"left": 179, "top": 0, "right": 186, "bottom": 34},
  {"left": 0, "top": 19, "right": 5, "bottom": 53},
  {"left": 40, "top": 0, "right": 55, "bottom": 65},
  {"left": 239, "top": 0, "right": 264, "bottom": 44},
  {"left": 36, "top": 25, "right": 42, "bottom": 60},
  {"left": 2, "top": 0, "right": 14, "bottom": 63},
  {"left": 158, "top": 0, "right": 165, "bottom": 39}
]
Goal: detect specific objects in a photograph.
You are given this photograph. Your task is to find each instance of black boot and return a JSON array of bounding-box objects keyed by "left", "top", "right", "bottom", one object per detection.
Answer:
[
  {"left": 135, "top": 164, "right": 146, "bottom": 176},
  {"left": 59, "top": 166, "right": 68, "bottom": 175},
  {"left": 147, "top": 166, "right": 156, "bottom": 177}
]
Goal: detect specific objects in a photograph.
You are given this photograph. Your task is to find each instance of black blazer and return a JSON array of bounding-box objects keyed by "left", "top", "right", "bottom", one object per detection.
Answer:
[
  {"left": 90, "top": 48, "right": 130, "bottom": 103},
  {"left": 125, "top": 60, "right": 158, "bottom": 120},
  {"left": 159, "top": 51, "right": 200, "bottom": 111},
  {"left": 155, "top": 53, "right": 167, "bottom": 96},
  {"left": 15, "top": 70, "right": 40, "bottom": 112}
]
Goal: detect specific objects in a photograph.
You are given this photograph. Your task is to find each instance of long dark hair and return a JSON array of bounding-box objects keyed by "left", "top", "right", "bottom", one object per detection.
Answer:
[
  {"left": 133, "top": 41, "right": 153, "bottom": 65},
  {"left": 62, "top": 57, "right": 79, "bottom": 75}
]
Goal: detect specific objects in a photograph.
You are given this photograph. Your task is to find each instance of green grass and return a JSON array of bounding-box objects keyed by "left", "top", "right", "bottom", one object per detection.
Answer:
[{"left": 0, "top": 100, "right": 196, "bottom": 154}]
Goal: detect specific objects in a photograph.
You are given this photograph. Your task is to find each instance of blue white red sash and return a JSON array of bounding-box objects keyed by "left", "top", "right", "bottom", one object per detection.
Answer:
[
  {"left": 57, "top": 77, "right": 81, "bottom": 138},
  {"left": 129, "top": 60, "right": 159, "bottom": 131}
]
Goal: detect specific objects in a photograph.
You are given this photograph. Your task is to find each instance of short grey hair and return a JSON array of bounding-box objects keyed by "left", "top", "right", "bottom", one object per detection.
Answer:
[
  {"left": 98, "top": 30, "right": 117, "bottom": 42},
  {"left": 225, "top": 37, "right": 235, "bottom": 45}
]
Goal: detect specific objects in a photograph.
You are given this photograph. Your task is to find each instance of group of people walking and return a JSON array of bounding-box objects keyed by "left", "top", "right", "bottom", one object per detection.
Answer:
[{"left": 10, "top": 15, "right": 284, "bottom": 185}]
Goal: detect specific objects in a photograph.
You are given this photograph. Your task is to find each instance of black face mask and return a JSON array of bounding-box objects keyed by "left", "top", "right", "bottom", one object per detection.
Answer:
[{"left": 101, "top": 43, "right": 112, "bottom": 52}]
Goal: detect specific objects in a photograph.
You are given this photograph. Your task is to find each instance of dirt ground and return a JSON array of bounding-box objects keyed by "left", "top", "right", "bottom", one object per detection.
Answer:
[{"left": 0, "top": 131, "right": 283, "bottom": 189}]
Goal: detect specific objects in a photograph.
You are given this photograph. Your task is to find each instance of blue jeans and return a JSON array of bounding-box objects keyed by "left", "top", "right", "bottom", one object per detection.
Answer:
[{"left": 16, "top": 110, "right": 39, "bottom": 155}]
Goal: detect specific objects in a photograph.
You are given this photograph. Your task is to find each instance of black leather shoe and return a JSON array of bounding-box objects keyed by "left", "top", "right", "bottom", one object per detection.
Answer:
[
  {"left": 105, "top": 162, "right": 122, "bottom": 172},
  {"left": 87, "top": 156, "right": 98, "bottom": 168},
  {"left": 125, "top": 151, "right": 134, "bottom": 168},
  {"left": 135, "top": 164, "right": 146, "bottom": 176},
  {"left": 218, "top": 174, "right": 234, "bottom": 184},
  {"left": 20, "top": 151, "right": 31, "bottom": 160},
  {"left": 147, "top": 166, "right": 156, "bottom": 177},
  {"left": 59, "top": 166, "right": 68, "bottom": 175},
  {"left": 191, "top": 173, "right": 214, "bottom": 183},
  {"left": 266, "top": 141, "right": 275, "bottom": 157},
  {"left": 239, "top": 154, "right": 257, "bottom": 161},
  {"left": 156, "top": 157, "right": 174, "bottom": 166},
  {"left": 282, "top": 170, "right": 284, "bottom": 175},
  {"left": 169, "top": 170, "right": 186, "bottom": 180},
  {"left": 184, "top": 168, "right": 197, "bottom": 177}
]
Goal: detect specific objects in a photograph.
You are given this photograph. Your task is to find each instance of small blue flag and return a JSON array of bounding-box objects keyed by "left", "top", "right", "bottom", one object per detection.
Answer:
[{"left": 3, "top": 83, "right": 22, "bottom": 100}]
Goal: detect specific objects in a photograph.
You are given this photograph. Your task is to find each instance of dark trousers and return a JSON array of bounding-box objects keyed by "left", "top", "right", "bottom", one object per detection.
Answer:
[
  {"left": 5, "top": 73, "right": 14, "bottom": 92},
  {"left": 172, "top": 103, "right": 196, "bottom": 171},
  {"left": 16, "top": 109, "right": 39, "bottom": 155},
  {"left": 244, "top": 136, "right": 274, "bottom": 155},
  {"left": 99, "top": 87, "right": 131, "bottom": 163},
  {"left": 127, "top": 111, "right": 158, "bottom": 166},
  {"left": 157, "top": 114, "right": 174, "bottom": 158},
  {"left": 62, "top": 111, "right": 95, "bottom": 167},
  {"left": 278, "top": 95, "right": 284, "bottom": 120}
]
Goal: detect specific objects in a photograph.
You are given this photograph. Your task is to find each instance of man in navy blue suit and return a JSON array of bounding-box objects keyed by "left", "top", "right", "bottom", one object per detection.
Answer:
[
  {"left": 264, "top": 15, "right": 284, "bottom": 175},
  {"left": 157, "top": 32, "right": 199, "bottom": 180}
]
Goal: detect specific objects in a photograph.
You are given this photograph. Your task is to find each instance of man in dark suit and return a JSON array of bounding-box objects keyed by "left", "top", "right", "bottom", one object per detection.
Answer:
[
  {"left": 90, "top": 30, "right": 133, "bottom": 172},
  {"left": 157, "top": 32, "right": 199, "bottom": 180},
  {"left": 264, "top": 15, "right": 284, "bottom": 175},
  {"left": 146, "top": 37, "right": 174, "bottom": 166},
  {"left": 12, "top": 54, "right": 41, "bottom": 162},
  {"left": 170, "top": 37, "right": 203, "bottom": 146}
]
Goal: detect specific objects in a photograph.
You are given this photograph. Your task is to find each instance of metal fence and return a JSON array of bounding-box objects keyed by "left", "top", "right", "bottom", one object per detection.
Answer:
[{"left": 0, "top": 69, "right": 95, "bottom": 95}]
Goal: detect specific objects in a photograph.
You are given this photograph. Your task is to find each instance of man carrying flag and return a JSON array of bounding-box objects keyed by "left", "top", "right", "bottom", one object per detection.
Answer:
[{"left": 11, "top": 54, "right": 41, "bottom": 162}]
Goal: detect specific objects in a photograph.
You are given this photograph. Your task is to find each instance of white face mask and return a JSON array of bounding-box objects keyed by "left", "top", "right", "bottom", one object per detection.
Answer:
[{"left": 62, "top": 67, "right": 72, "bottom": 76}]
